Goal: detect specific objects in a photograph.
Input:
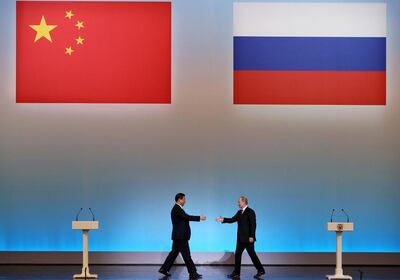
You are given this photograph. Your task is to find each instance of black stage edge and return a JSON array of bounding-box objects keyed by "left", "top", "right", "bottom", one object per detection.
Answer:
[
  {"left": 0, "top": 252, "right": 400, "bottom": 265},
  {"left": 1, "top": 265, "right": 400, "bottom": 280}
]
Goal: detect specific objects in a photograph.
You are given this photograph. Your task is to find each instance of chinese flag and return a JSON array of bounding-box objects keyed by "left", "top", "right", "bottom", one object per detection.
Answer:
[{"left": 16, "top": 1, "right": 171, "bottom": 103}]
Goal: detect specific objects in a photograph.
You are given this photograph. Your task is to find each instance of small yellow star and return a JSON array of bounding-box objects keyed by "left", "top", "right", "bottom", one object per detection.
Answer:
[
  {"left": 29, "top": 16, "right": 57, "bottom": 42},
  {"left": 65, "top": 46, "right": 74, "bottom": 56},
  {"left": 75, "top": 20, "right": 84, "bottom": 30},
  {"left": 65, "top": 10, "right": 74, "bottom": 20},
  {"left": 75, "top": 36, "right": 84, "bottom": 45}
]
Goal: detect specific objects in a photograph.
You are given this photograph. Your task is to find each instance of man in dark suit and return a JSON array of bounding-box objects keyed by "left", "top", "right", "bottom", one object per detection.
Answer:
[
  {"left": 216, "top": 196, "right": 265, "bottom": 279},
  {"left": 159, "top": 193, "right": 206, "bottom": 279}
]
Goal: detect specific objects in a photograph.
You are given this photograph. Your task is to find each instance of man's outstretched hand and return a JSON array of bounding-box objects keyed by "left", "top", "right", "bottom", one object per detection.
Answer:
[
  {"left": 200, "top": 214, "right": 207, "bottom": 221},
  {"left": 215, "top": 216, "right": 224, "bottom": 223}
]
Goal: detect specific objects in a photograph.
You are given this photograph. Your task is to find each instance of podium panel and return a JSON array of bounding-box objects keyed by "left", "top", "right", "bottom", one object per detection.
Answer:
[{"left": 327, "top": 222, "right": 354, "bottom": 232}]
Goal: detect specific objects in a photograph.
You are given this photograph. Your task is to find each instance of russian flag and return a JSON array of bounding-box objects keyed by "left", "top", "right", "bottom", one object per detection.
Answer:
[{"left": 233, "top": 3, "right": 387, "bottom": 105}]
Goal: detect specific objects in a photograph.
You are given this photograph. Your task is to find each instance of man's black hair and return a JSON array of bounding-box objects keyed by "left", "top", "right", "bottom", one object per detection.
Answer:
[{"left": 175, "top": 193, "right": 185, "bottom": 202}]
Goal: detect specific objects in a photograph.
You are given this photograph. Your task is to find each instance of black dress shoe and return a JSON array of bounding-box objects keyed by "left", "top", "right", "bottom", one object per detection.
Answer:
[
  {"left": 227, "top": 272, "right": 240, "bottom": 278},
  {"left": 253, "top": 270, "right": 266, "bottom": 278},
  {"left": 189, "top": 272, "right": 202, "bottom": 279},
  {"left": 158, "top": 268, "right": 171, "bottom": 277}
]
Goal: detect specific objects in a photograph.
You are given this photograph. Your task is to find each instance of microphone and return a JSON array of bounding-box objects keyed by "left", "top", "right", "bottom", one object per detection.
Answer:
[
  {"left": 75, "top": 208, "right": 83, "bottom": 221},
  {"left": 89, "top": 207, "right": 96, "bottom": 221},
  {"left": 330, "top": 209, "right": 335, "bottom": 222},
  {"left": 341, "top": 209, "right": 350, "bottom": 223}
]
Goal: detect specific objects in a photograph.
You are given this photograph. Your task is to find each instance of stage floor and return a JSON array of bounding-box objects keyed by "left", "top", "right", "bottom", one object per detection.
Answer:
[{"left": 0, "top": 265, "right": 399, "bottom": 280}]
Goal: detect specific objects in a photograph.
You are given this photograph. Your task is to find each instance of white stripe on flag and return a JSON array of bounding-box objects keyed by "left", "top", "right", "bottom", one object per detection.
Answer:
[{"left": 234, "top": 3, "right": 386, "bottom": 37}]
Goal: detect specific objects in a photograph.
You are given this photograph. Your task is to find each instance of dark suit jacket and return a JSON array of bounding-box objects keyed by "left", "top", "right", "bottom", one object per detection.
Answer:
[
  {"left": 171, "top": 204, "right": 200, "bottom": 240},
  {"left": 223, "top": 207, "right": 257, "bottom": 242}
]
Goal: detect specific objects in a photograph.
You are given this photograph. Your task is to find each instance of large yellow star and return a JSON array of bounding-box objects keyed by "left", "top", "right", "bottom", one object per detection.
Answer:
[
  {"left": 65, "top": 46, "right": 74, "bottom": 56},
  {"left": 29, "top": 16, "right": 57, "bottom": 42}
]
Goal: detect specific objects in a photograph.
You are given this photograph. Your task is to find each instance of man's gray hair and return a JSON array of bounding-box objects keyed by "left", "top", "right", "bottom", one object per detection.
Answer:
[{"left": 239, "top": 195, "right": 248, "bottom": 205}]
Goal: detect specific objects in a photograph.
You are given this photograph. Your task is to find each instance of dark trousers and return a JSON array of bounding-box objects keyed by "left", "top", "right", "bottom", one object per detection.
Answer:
[
  {"left": 234, "top": 240, "right": 264, "bottom": 274},
  {"left": 160, "top": 239, "right": 197, "bottom": 274}
]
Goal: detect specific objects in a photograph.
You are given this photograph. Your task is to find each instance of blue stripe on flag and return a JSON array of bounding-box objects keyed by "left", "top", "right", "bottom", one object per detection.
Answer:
[{"left": 234, "top": 36, "right": 386, "bottom": 71}]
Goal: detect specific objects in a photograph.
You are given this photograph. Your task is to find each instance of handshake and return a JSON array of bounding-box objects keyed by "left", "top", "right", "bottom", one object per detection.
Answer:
[
  {"left": 198, "top": 215, "right": 224, "bottom": 222},
  {"left": 215, "top": 216, "right": 224, "bottom": 222}
]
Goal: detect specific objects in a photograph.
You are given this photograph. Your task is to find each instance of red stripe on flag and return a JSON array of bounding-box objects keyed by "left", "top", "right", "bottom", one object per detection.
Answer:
[{"left": 234, "top": 71, "right": 386, "bottom": 105}]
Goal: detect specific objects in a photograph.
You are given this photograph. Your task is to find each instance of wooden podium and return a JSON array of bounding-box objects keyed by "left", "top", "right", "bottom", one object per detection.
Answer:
[
  {"left": 326, "top": 222, "right": 354, "bottom": 280},
  {"left": 72, "top": 221, "right": 99, "bottom": 279}
]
